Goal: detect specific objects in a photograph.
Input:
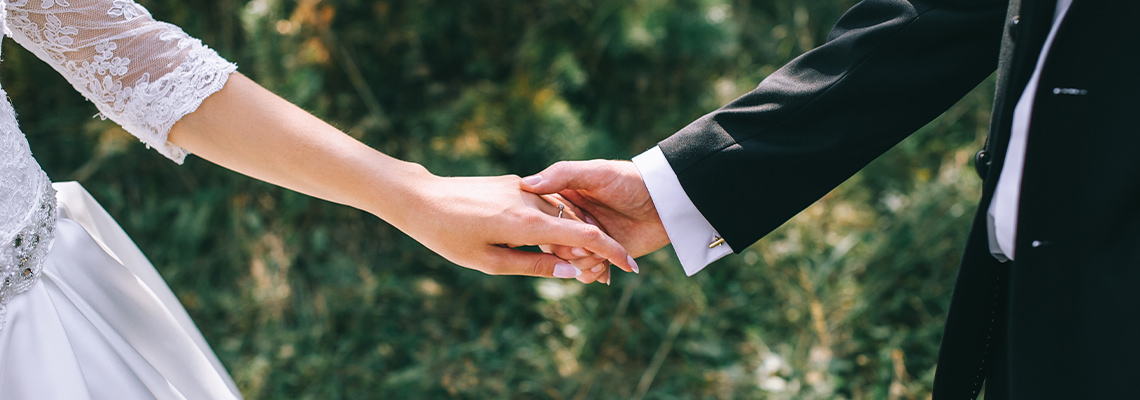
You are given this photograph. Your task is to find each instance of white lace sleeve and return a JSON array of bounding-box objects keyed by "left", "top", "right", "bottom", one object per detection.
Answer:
[{"left": 3, "top": 0, "right": 237, "bottom": 163}]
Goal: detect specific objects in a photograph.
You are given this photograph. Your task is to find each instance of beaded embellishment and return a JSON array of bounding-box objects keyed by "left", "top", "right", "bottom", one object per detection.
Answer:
[{"left": 0, "top": 182, "right": 58, "bottom": 330}]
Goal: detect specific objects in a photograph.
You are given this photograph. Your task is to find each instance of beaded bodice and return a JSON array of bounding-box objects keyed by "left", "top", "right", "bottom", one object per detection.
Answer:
[
  {"left": 0, "top": 77, "right": 58, "bottom": 329},
  {"left": 0, "top": 0, "right": 236, "bottom": 328}
]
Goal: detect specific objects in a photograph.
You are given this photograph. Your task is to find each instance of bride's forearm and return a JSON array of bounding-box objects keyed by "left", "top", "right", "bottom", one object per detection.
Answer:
[
  {"left": 168, "top": 73, "right": 429, "bottom": 225},
  {"left": 167, "top": 72, "right": 636, "bottom": 278}
]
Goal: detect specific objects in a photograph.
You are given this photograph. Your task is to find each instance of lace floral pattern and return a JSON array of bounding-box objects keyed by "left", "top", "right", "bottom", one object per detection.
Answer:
[
  {"left": 0, "top": 79, "right": 57, "bottom": 330},
  {"left": 107, "top": 0, "right": 145, "bottom": 20},
  {"left": 5, "top": 0, "right": 237, "bottom": 162},
  {"left": 82, "top": 39, "right": 236, "bottom": 162},
  {"left": 0, "top": 0, "right": 236, "bottom": 329},
  {"left": 1, "top": 1, "right": 8, "bottom": 36}
]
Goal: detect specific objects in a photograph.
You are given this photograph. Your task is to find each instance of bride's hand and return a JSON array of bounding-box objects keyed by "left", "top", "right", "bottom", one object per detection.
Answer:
[
  {"left": 382, "top": 173, "right": 637, "bottom": 279},
  {"left": 169, "top": 74, "right": 635, "bottom": 279},
  {"left": 536, "top": 195, "right": 618, "bottom": 285}
]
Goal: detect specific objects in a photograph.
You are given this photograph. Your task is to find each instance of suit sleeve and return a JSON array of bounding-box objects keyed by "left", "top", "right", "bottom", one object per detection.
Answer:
[{"left": 661, "top": 0, "right": 1007, "bottom": 251}]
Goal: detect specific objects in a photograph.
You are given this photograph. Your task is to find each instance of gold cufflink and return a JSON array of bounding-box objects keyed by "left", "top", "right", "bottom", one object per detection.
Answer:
[{"left": 708, "top": 236, "right": 726, "bottom": 249}]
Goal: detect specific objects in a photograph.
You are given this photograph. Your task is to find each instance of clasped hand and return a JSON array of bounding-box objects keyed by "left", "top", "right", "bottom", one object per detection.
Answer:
[
  {"left": 393, "top": 172, "right": 640, "bottom": 282},
  {"left": 520, "top": 160, "right": 671, "bottom": 284},
  {"left": 407, "top": 160, "right": 669, "bottom": 285}
]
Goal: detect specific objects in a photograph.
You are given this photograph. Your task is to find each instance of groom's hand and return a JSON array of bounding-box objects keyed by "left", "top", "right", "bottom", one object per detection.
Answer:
[
  {"left": 394, "top": 174, "right": 638, "bottom": 280},
  {"left": 521, "top": 160, "right": 670, "bottom": 275}
]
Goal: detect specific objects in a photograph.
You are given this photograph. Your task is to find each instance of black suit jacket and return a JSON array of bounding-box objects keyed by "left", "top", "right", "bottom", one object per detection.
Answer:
[{"left": 659, "top": 0, "right": 1140, "bottom": 398}]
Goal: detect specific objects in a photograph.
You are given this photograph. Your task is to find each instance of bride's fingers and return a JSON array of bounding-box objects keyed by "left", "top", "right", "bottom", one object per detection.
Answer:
[
  {"left": 549, "top": 194, "right": 591, "bottom": 224},
  {"left": 537, "top": 194, "right": 586, "bottom": 223},
  {"left": 515, "top": 191, "right": 635, "bottom": 273},
  {"left": 482, "top": 246, "right": 583, "bottom": 279},
  {"left": 520, "top": 217, "right": 637, "bottom": 274},
  {"left": 536, "top": 194, "right": 615, "bottom": 264}
]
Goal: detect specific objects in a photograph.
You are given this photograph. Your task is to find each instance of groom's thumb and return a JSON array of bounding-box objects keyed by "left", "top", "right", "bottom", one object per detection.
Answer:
[{"left": 520, "top": 160, "right": 600, "bottom": 194}]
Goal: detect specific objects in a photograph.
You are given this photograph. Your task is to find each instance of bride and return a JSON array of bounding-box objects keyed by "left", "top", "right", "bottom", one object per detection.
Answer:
[{"left": 0, "top": 0, "right": 635, "bottom": 398}]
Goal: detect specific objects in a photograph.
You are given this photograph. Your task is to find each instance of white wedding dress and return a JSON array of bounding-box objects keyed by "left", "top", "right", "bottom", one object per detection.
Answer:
[{"left": 1, "top": 0, "right": 242, "bottom": 398}]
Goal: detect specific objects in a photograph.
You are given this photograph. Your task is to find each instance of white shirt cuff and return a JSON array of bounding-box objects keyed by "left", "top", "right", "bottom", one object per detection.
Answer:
[{"left": 632, "top": 146, "right": 733, "bottom": 276}]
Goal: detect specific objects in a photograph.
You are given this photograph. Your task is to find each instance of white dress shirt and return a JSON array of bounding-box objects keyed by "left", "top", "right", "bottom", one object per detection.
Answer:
[
  {"left": 988, "top": 0, "right": 1073, "bottom": 261},
  {"left": 632, "top": 147, "right": 733, "bottom": 276},
  {"left": 635, "top": 0, "right": 1073, "bottom": 273}
]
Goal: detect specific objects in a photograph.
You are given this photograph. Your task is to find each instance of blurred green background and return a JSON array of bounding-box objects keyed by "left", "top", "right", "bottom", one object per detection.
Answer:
[{"left": 2, "top": 0, "right": 995, "bottom": 398}]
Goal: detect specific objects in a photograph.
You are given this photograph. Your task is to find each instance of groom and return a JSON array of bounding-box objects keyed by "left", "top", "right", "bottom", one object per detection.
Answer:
[{"left": 522, "top": 0, "right": 1140, "bottom": 399}]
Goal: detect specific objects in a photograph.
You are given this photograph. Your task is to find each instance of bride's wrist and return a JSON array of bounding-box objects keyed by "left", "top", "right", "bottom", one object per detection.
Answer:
[{"left": 358, "top": 160, "right": 439, "bottom": 225}]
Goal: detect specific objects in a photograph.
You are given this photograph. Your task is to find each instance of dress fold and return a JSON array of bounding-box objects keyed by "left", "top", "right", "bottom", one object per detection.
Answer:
[{"left": 0, "top": 183, "right": 241, "bottom": 399}]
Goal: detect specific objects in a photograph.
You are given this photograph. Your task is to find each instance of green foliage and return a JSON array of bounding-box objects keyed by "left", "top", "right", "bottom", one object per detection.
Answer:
[{"left": 1, "top": 0, "right": 992, "bottom": 398}]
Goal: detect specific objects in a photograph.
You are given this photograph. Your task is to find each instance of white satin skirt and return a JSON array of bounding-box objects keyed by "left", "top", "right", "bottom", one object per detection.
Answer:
[{"left": 0, "top": 182, "right": 241, "bottom": 399}]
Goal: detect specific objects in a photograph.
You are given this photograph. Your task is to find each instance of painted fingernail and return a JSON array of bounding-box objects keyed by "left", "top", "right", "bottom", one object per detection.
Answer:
[
  {"left": 553, "top": 262, "right": 581, "bottom": 279},
  {"left": 571, "top": 247, "right": 590, "bottom": 258},
  {"left": 591, "top": 265, "right": 604, "bottom": 273},
  {"left": 628, "top": 255, "right": 640, "bottom": 274},
  {"left": 521, "top": 175, "right": 543, "bottom": 186}
]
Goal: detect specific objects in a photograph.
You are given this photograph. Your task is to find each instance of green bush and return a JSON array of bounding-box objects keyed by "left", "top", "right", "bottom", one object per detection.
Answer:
[{"left": 2, "top": 0, "right": 992, "bottom": 398}]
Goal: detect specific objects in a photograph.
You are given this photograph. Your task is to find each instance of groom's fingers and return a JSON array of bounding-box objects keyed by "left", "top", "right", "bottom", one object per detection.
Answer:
[
  {"left": 569, "top": 254, "right": 606, "bottom": 269},
  {"left": 576, "top": 262, "right": 609, "bottom": 285},
  {"left": 541, "top": 244, "right": 607, "bottom": 284},
  {"left": 520, "top": 160, "right": 611, "bottom": 195},
  {"left": 546, "top": 244, "right": 591, "bottom": 262},
  {"left": 483, "top": 247, "right": 582, "bottom": 279}
]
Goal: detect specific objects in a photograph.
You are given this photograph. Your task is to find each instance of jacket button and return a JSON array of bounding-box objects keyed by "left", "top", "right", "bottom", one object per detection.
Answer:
[
  {"left": 974, "top": 149, "right": 990, "bottom": 178},
  {"left": 1009, "top": 16, "right": 1021, "bottom": 40}
]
